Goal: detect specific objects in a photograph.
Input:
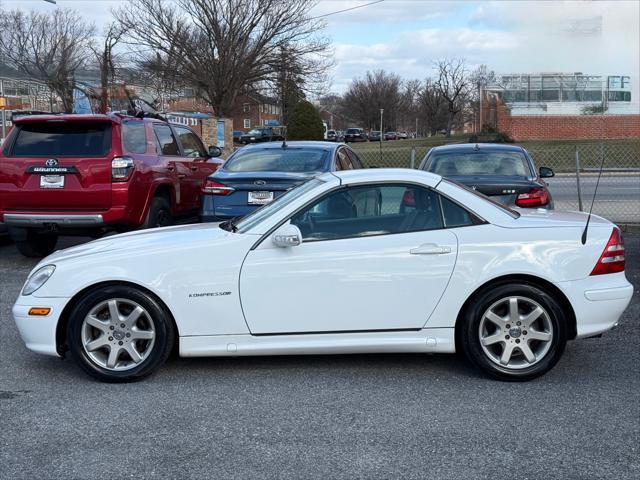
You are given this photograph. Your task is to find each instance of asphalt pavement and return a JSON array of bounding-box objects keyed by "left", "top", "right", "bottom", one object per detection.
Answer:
[{"left": 0, "top": 235, "right": 638, "bottom": 479}]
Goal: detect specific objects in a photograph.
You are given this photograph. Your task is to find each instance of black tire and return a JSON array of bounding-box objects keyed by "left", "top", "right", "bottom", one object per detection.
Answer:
[
  {"left": 460, "top": 283, "right": 567, "bottom": 381},
  {"left": 67, "top": 285, "right": 175, "bottom": 382},
  {"left": 142, "top": 196, "right": 172, "bottom": 229},
  {"left": 14, "top": 230, "right": 58, "bottom": 257}
]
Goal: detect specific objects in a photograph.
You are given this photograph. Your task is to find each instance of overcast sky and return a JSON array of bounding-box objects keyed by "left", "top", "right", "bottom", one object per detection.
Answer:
[{"left": 4, "top": 0, "right": 640, "bottom": 96}]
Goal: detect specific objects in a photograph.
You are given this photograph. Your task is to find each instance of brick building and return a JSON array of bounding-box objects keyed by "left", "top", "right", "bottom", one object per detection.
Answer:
[
  {"left": 232, "top": 94, "right": 281, "bottom": 132},
  {"left": 479, "top": 73, "right": 640, "bottom": 140}
]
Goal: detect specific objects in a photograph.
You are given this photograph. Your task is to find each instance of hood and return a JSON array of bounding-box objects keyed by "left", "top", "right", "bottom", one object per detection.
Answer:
[{"left": 42, "top": 223, "right": 228, "bottom": 265}]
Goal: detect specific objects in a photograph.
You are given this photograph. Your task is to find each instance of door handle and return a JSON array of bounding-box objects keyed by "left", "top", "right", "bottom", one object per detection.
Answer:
[
  {"left": 190, "top": 166, "right": 199, "bottom": 171},
  {"left": 167, "top": 165, "right": 175, "bottom": 172},
  {"left": 410, "top": 243, "right": 451, "bottom": 255}
]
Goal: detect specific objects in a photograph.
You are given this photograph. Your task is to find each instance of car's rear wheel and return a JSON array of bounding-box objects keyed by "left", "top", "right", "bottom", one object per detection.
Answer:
[
  {"left": 461, "top": 283, "right": 567, "bottom": 381},
  {"left": 67, "top": 285, "right": 175, "bottom": 382},
  {"left": 142, "top": 196, "right": 172, "bottom": 229},
  {"left": 13, "top": 229, "right": 58, "bottom": 257}
]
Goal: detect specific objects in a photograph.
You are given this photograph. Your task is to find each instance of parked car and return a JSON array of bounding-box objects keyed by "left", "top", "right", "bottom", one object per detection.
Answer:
[
  {"left": 419, "top": 143, "right": 554, "bottom": 209},
  {"left": 0, "top": 113, "right": 223, "bottom": 257},
  {"left": 368, "top": 131, "right": 382, "bottom": 142},
  {"left": 397, "top": 131, "right": 409, "bottom": 139},
  {"left": 344, "top": 128, "right": 367, "bottom": 143},
  {"left": 384, "top": 131, "right": 398, "bottom": 140},
  {"left": 239, "top": 127, "right": 284, "bottom": 144},
  {"left": 13, "top": 168, "right": 632, "bottom": 382},
  {"left": 326, "top": 130, "right": 338, "bottom": 142},
  {"left": 233, "top": 130, "right": 244, "bottom": 143},
  {"left": 201, "top": 141, "right": 364, "bottom": 222}
]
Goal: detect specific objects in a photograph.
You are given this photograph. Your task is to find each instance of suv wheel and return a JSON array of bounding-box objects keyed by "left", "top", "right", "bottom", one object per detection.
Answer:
[
  {"left": 14, "top": 229, "right": 58, "bottom": 257},
  {"left": 67, "top": 285, "right": 175, "bottom": 382},
  {"left": 460, "top": 283, "right": 567, "bottom": 381},
  {"left": 143, "top": 196, "right": 172, "bottom": 229}
]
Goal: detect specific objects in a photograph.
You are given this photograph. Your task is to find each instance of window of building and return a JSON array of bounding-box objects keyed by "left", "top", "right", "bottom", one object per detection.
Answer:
[
  {"left": 243, "top": 118, "right": 251, "bottom": 129},
  {"left": 243, "top": 103, "right": 250, "bottom": 113}
]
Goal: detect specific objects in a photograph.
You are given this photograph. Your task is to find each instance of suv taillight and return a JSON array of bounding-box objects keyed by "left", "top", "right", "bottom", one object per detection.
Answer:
[
  {"left": 591, "top": 227, "right": 625, "bottom": 275},
  {"left": 111, "top": 156, "right": 135, "bottom": 181},
  {"left": 202, "top": 180, "right": 234, "bottom": 195},
  {"left": 515, "top": 188, "right": 549, "bottom": 207}
]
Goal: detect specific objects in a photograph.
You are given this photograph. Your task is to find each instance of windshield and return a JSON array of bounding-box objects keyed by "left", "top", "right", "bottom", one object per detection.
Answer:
[
  {"left": 223, "top": 148, "right": 329, "bottom": 173},
  {"left": 428, "top": 151, "right": 531, "bottom": 177},
  {"left": 246, "top": 129, "right": 263, "bottom": 135},
  {"left": 235, "top": 178, "right": 325, "bottom": 233},
  {"left": 346, "top": 128, "right": 361, "bottom": 134}
]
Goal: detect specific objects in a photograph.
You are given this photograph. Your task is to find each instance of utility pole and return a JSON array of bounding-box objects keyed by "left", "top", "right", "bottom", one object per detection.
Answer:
[{"left": 379, "top": 108, "right": 384, "bottom": 165}]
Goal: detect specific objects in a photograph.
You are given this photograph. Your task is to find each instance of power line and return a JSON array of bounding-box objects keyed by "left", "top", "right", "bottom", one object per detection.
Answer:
[{"left": 310, "top": 0, "right": 385, "bottom": 20}]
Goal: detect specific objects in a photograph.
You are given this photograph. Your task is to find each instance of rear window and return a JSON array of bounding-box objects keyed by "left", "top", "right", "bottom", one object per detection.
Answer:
[
  {"left": 428, "top": 151, "right": 531, "bottom": 177},
  {"left": 11, "top": 122, "right": 112, "bottom": 157},
  {"left": 346, "top": 128, "right": 361, "bottom": 134},
  {"left": 223, "top": 148, "right": 328, "bottom": 173}
]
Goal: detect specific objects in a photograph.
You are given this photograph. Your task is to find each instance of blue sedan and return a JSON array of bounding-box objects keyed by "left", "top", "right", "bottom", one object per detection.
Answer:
[{"left": 201, "top": 141, "right": 365, "bottom": 222}]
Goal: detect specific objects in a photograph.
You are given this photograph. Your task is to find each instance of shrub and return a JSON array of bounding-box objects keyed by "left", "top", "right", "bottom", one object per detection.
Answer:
[{"left": 287, "top": 101, "right": 324, "bottom": 140}]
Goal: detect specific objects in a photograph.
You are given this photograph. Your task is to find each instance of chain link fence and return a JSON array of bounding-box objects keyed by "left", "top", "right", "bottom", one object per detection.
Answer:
[{"left": 350, "top": 139, "right": 640, "bottom": 225}]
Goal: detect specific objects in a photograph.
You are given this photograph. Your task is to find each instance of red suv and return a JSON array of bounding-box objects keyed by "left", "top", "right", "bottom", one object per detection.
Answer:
[{"left": 0, "top": 114, "right": 223, "bottom": 257}]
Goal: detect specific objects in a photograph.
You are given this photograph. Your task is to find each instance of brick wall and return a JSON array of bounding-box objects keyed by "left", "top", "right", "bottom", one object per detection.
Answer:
[
  {"left": 201, "top": 118, "right": 234, "bottom": 158},
  {"left": 492, "top": 101, "right": 640, "bottom": 140}
]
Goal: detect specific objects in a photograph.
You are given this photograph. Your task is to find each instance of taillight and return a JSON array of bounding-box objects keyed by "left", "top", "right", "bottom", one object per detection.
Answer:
[
  {"left": 202, "top": 180, "right": 234, "bottom": 195},
  {"left": 111, "top": 156, "right": 135, "bottom": 181},
  {"left": 515, "top": 188, "right": 549, "bottom": 207},
  {"left": 591, "top": 227, "right": 625, "bottom": 275}
]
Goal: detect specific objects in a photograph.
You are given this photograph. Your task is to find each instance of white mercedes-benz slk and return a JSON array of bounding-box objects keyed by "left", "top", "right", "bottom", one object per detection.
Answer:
[{"left": 13, "top": 169, "right": 633, "bottom": 382}]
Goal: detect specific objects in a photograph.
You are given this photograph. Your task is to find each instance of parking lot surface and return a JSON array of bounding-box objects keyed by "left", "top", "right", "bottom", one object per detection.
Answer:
[{"left": 1, "top": 235, "right": 638, "bottom": 479}]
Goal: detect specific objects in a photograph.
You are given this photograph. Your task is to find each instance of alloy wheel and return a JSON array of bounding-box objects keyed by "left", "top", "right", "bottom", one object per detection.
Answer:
[
  {"left": 478, "top": 296, "right": 553, "bottom": 369},
  {"left": 80, "top": 298, "right": 156, "bottom": 371}
]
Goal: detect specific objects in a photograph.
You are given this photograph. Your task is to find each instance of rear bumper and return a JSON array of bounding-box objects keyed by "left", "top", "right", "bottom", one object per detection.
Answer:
[
  {"left": 556, "top": 273, "right": 634, "bottom": 338},
  {"left": 4, "top": 213, "right": 104, "bottom": 227}
]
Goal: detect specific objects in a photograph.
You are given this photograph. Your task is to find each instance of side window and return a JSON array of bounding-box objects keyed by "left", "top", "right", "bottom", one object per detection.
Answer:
[
  {"left": 336, "top": 148, "right": 354, "bottom": 170},
  {"left": 122, "top": 122, "right": 147, "bottom": 154},
  {"left": 174, "top": 126, "right": 207, "bottom": 158},
  {"left": 345, "top": 148, "right": 363, "bottom": 169},
  {"left": 290, "top": 184, "right": 444, "bottom": 242},
  {"left": 153, "top": 124, "right": 179, "bottom": 156},
  {"left": 440, "top": 195, "right": 476, "bottom": 228}
]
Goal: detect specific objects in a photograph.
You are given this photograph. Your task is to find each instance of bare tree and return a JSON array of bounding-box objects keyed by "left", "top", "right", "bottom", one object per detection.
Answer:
[
  {"left": 342, "top": 70, "right": 403, "bottom": 130},
  {"left": 0, "top": 9, "right": 94, "bottom": 113},
  {"left": 90, "top": 23, "right": 127, "bottom": 113},
  {"left": 434, "top": 58, "right": 471, "bottom": 136},
  {"left": 113, "top": 0, "right": 330, "bottom": 117},
  {"left": 416, "top": 78, "right": 449, "bottom": 136}
]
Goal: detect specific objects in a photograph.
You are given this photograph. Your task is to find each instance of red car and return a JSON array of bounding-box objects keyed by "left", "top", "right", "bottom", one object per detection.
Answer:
[{"left": 0, "top": 114, "right": 223, "bottom": 257}]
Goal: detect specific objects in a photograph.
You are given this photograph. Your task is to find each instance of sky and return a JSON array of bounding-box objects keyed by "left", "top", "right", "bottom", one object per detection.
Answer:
[{"left": 3, "top": 0, "right": 640, "bottom": 97}]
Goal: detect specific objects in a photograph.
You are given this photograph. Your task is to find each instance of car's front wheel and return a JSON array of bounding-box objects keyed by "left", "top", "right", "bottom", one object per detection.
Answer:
[
  {"left": 67, "top": 285, "right": 175, "bottom": 382},
  {"left": 461, "top": 283, "right": 567, "bottom": 381}
]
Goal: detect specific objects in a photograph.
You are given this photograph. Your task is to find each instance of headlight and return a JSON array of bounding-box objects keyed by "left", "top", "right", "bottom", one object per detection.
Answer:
[{"left": 22, "top": 265, "right": 56, "bottom": 296}]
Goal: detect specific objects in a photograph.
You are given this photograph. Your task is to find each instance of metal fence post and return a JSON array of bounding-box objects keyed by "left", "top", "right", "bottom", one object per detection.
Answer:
[
  {"left": 410, "top": 147, "right": 416, "bottom": 169},
  {"left": 575, "top": 147, "right": 583, "bottom": 211}
]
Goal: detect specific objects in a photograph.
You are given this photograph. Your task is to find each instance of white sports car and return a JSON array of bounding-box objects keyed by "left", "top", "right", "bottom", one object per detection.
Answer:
[{"left": 13, "top": 169, "right": 633, "bottom": 382}]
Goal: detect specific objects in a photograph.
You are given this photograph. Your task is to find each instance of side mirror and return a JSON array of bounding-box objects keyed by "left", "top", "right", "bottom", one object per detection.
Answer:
[
  {"left": 208, "top": 146, "right": 222, "bottom": 158},
  {"left": 539, "top": 166, "right": 554, "bottom": 178},
  {"left": 271, "top": 223, "right": 302, "bottom": 248}
]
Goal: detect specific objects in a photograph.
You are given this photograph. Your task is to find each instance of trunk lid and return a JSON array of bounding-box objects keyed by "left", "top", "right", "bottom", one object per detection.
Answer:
[
  {"left": 0, "top": 118, "right": 115, "bottom": 212},
  {"left": 449, "top": 175, "right": 543, "bottom": 206}
]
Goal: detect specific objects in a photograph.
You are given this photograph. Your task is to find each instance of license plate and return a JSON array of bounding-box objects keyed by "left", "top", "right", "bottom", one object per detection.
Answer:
[
  {"left": 40, "top": 175, "right": 65, "bottom": 189},
  {"left": 248, "top": 191, "right": 274, "bottom": 205}
]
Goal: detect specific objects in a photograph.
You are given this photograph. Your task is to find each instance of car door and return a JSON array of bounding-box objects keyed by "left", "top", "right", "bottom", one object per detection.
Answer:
[
  {"left": 152, "top": 123, "right": 194, "bottom": 212},
  {"left": 173, "top": 125, "right": 219, "bottom": 209},
  {"left": 239, "top": 183, "right": 458, "bottom": 334}
]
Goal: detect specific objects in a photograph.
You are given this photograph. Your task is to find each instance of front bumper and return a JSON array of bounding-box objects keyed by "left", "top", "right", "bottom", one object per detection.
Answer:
[
  {"left": 556, "top": 273, "right": 634, "bottom": 338},
  {"left": 12, "top": 296, "right": 70, "bottom": 357}
]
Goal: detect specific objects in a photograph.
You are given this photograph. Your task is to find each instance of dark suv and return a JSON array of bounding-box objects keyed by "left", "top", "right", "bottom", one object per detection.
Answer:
[
  {"left": 344, "top": 128, "right": 367, "bottom": 143},
  {"left": 0, "top": 114, "right": 223, "bottom": 257}
]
